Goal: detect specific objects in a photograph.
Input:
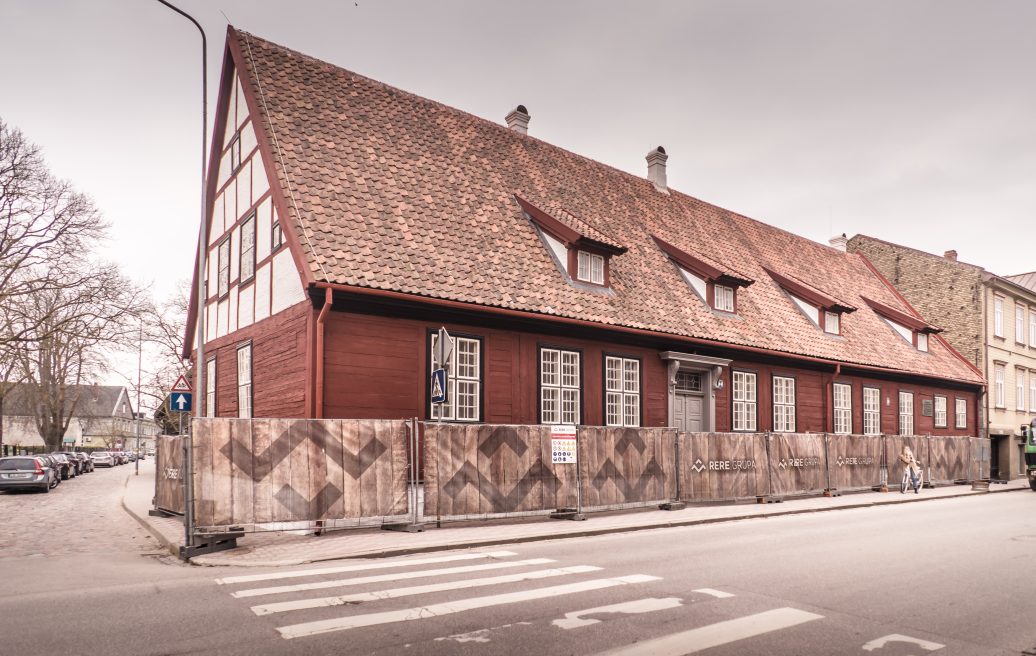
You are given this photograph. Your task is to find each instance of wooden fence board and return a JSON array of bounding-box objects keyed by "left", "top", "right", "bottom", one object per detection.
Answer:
[
  {"left": 249, "top": 418, "right": 274, "bottom": 524},
  {"left": 229, "top": 420, "right": 254, "bottom": 525},
  {"left": 677, "top": 432, "right": 767, "bottom": 501},
  {"left": 826, "top": 434, "right": 883, "bottom": 491},
  {"left": 193, "top": 419, "right": 214, "bottom": 527},
  {"left": 768, "top": 433, "right": 826, "bottom": 497},
  {"left": 391, "top": 421, "right": 410, "bottom": 516},
  {"left": 422, "top": 423, "right": 439, "bottom": 517},
  {"left": 154, "top": 435, "right": 185, "bottom": 514}
]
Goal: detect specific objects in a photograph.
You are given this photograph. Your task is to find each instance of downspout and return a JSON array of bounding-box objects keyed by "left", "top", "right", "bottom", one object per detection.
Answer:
[{"left": 315, "top": 287, "right": 333, "bottom": 419}]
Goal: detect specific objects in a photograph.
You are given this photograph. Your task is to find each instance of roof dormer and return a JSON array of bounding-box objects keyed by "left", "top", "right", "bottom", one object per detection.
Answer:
[
  {"left": 861, "top": 296, "right": 941, "bottom": 352},
  {"left": 516, "top": 195, "right": 626, "bottom": 289},
  {"left": 653, "top": 235, "right": 753, "bottom": 314},
  {"left": 763, "top": 267, "right": 856, "bottom": 335}
]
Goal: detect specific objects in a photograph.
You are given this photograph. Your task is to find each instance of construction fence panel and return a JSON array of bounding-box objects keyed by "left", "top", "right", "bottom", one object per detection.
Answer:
[
  {"left": 885, "top": 435, "right": 928, "bottom": 490},
  {"left": 970, "top": 437, "right": 991, "bottom": 482},
  {"left": 191, "top": 418, "right": 409, "bottom": 532},
  {"left": 768, "top": 432, "right": 827, "bottom": 497},
  {"left": 678, "top": 432, "right": 769, "bottom": 501},
  {"left": 826, "top": 434, "right": 883, "bottom": 492},
  {"left": 579, "top": 427, "right": 677, "bottom": 510},
  {"left": 927, "top": 436, "right": 972, "bottom": 485},
  {"left": 154, "top": 435, "right": 185, "bottom": 515}
]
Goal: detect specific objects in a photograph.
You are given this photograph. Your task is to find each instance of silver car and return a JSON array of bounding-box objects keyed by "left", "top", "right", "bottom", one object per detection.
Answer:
[
  {"left": 0, "top": 456, "right": 59, "bottom": 492},
  {"left": 90, "top": 452, "right": 115, "bottom": 467}
]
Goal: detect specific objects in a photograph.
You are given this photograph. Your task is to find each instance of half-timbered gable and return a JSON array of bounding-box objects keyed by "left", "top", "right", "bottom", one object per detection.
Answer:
[{"left": 186, "top": 28, "right": 984, "bottom": 434}]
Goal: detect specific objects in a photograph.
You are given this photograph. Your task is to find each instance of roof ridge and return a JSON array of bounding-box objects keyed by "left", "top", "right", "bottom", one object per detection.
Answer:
[{"left": 850, "top": 234, "right": 986, "bottom": 272}]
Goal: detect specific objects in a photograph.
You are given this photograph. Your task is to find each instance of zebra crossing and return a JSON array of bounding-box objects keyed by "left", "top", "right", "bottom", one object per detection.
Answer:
[{"left": 212, "top": 548, "right": 839, "bottom": 651}]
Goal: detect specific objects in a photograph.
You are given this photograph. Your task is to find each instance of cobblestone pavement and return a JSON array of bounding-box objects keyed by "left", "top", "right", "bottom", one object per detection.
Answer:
[{"left": 0, "top": 459, "right": 163, "bottom": 559}]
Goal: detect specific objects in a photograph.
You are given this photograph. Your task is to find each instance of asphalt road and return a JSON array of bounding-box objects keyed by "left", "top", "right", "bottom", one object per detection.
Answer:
[{"left": 2, "top": 471, "right": 1035, "bottom": 656}]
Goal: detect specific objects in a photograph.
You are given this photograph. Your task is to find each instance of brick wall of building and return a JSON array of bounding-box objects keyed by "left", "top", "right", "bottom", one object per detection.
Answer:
[{"left": 847, "top": 236, "right": 985, "bottom": 371}]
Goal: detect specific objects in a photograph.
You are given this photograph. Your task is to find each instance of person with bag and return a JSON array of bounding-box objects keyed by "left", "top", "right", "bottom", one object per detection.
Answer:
[{"left": 899, "top": 445, "right": 922, "bottom": 493}]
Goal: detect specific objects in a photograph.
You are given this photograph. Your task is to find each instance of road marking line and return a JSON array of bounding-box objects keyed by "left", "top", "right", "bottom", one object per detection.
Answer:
[
  {"left": 231, "top": 558, "right": 556, "bottom": 598},
  {"left": 215, "top": 550, "right": 519, "bottom": 585},
  {"left": 553, "top": 597, "right": 684, "bottom": 629},
  {"left": 598, "top": 607, "right": 824, "bottom": 655},
  {"left": 276, "top": 574, "right": 661, "bottom": 640},
  {"left": 693, "top": 588, "right": 735, "bottom": 599},
  {"left": 251, "top": 565, "right": 603, "bottom": 615},
  {"left": 862, "top": 634, "right": 944, "bottom": 652}
]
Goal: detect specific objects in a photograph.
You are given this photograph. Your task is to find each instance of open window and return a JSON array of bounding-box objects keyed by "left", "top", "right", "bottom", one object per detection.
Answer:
[
  {"left": 861, "top": 296, "right": 941, "bottom": 352},
  {"left": 653, "top": 236, "right": 753, "bottom": 314},
  {"left": 763, "top": 267, "right": 855, "bottom": 335},
  {"left": 516, "top": 195, "right": 626, "bottom": 289}
]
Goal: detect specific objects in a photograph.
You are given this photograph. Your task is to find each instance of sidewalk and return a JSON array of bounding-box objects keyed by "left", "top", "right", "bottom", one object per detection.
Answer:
[{"left": 121, "top": 463, "right": 1029, "bottom": 568}]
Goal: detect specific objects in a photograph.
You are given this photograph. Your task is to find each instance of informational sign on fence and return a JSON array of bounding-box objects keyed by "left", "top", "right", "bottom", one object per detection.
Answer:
[{"left": 551, "top": 425, "right": 577, "bottom": 463}]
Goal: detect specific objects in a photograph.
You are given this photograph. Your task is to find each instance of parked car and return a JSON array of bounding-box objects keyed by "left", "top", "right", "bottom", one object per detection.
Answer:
[
  {"left": 90, "top": 452, "right": 115, "bottom": 468},
  {"left": 0, "top": 456, "right": 59, "bottom": 492},
  {"left": 53, "top": 451, "right": 88, "bottom": 475},
  {"left": 70, "top": 452, "right": 93, "bottom": 473},
  {"left": 47, "top": 453, "right": 76, "bottom": 480},
  {"left": 115, "top": 452, "right": 128, "bottom": 465}
]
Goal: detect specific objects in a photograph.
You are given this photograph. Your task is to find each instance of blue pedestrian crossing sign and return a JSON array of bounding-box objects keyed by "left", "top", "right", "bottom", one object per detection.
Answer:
[
  {"left": 169, "top": 392, "right": 193, "bottom": 413},
  {"left": 431, "top": 368, "right": 448, "bottom": 404}
]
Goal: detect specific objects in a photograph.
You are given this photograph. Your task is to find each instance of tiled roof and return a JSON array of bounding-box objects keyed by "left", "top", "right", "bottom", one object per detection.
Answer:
[
  {"left": 1, "top": 384, "right": 131, "bottom": 418},
  {"left": 231, "top": 29, "right": 982, "bottom": 385}
]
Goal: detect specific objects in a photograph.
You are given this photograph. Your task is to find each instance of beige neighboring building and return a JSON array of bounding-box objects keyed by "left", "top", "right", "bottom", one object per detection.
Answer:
[{"left": 848, "top": 236, "right": 1036, "bottom": 480}]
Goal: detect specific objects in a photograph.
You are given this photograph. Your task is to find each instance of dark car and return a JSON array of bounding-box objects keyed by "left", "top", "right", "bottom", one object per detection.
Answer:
[
  {"left": 68, "top": 452, "right": 93, "bottom": 473},
  {"left": 47, "top": 453, "right": 76, "bottom": 480},
  {"left": 54, "top": 451, "right": 89, "bottom": 475},
  {"left": 0, "top": 456, "right": 59, "bottom": 492}
]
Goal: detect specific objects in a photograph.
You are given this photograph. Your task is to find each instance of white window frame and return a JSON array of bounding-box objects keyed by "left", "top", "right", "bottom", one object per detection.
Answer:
[
  {"left": 206, "top": 358, "right": 216, "bottom": 418},
  {"left": 863, "top": 387, "right": 881, "bottom": 436},
  {"left": 240, "top": 212, "right": 256, "bottom": 282},
  {"left": 994, "top": 297, "right": 1004, "bottom": 337},
  {"left": 1017, "top": 368, "right": 1027, "bottom": 411},
  {"left": 934, "top": 395, "right": 947, "bottom": 428},
  {"left": 540, "top": 348, "right": 580, "bottom": 425},
  {"left": 916, "top": 332, "right": 928, "bottom": 352},
  {"left": 430, "top": 334, "right": 482, "bottom": 422},
  {"left": 772, "top": 376, "right": 796, "bottom": 433},
  {"left": 824, "top": 311, "right": 840, "bottom": 335},
  {"left": 732, "top": 371, "right": 757, "bottom": 432},
  {"left": 713, "top": 284, "right": 734, "bottom": 313},
  {"left": 576, "top": 251, "right": 605, "bottom": 285},
  {"left": 1031, "top": 372, "right": 1036, "bottom": 413},
  {"left": 605, "top": 356, "right": 640, "bottom": 427},
  {"left": 1030, "top": 310, "right": 1036, "bottom": 348},
  {"left": 217, "top": 237, "right": 231, "bottom": 298},
  {"left": 955, "top": 398, "right": 967, "bottom": 429},
  {"left": 271, "top": 221, "right": 284, "bottom": 252},
  {"left": 833, "top": 382, "right": 852, "bottom": 434},
  {"left": 1017, "top": 304, "right": 1027, "bottom": 345},
  {"left": 994, "top": 364, "right": 1005, "bottom": 408},
  {"left": 237, "top": 343, "right": 252, "bottom": 419},
  {"left": 898, "top": 391, "right": 914, "bottom": 436}
]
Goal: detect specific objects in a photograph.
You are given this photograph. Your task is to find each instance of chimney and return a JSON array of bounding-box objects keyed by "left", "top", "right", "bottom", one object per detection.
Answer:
[
  {"left": 944, "top": 250, "right": 957, "bottom": 261},
  {"left": 829, "top": 233, "right": 848, "bottom": 252},
  {"left": 646, "top": 146, "right": 668, "bottom": 193},
  {"left": 505, "top": 105, "right": 530, "bottom": 135}
]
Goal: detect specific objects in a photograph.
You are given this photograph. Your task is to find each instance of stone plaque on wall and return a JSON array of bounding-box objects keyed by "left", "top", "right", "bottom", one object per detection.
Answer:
[{"left": 922, "top": 399, "right": 934, "bottom": 417}]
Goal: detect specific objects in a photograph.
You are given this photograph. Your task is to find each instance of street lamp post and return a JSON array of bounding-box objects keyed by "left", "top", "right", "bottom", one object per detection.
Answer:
[{"left": 154, "top": 0, "right": 206, "bottom": 551}]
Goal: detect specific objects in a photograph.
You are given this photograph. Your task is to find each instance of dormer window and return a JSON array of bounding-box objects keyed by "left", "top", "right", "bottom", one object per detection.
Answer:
[
  {"left": 577, "top": 251, "right": 605, "bottom": 285},
  {"left": 653, "top": 235, "right": 753, "bottom": 315},
  {"left": 763, "top": 267, "right": 855, "bottom": 336},
  {"left": 863, "top": 296, "right": 941, "bottom": 353},
  {"left": 516, "top": 195, "right": 626, "bottom": 290}
]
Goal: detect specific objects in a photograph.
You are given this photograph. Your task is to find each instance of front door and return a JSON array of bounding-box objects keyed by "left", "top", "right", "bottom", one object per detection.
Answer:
[{"left": 674, "top": 393, "right": 704, "bottom": 432}]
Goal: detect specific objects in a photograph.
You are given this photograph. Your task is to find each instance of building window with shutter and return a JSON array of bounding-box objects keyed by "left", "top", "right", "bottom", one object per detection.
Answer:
[
  {"left": 732, "top": 371, "right": 757, "bottom": 432},
  {"left": 898, "top": 391, "right": 914, "bottom": 436},
  {"left": 430, "top": 333, "right": 482, "bottom": 421},
  {"left": 206, "top": 358, "right": 216, "bottom": 418},
  {"left": 833, "top": 383, "right": 852, "bottom": 434},
  {"left": 540, "top": 348, "right": 580, "bottom": 425},
  {"left": 863, "top": 387, "right": 880, "bottom": 435},
  {"left": 934, "top": 395, "right": 947, "bottom": 428},
  {"left": 773, "top": 376, "right": 796, "bottom": 433},
  {"left": 240, "top": 213, "right": 256, "bottom": 282},
  {"left": 605, "top": 356, "right": 640, "bottom": 427},
  {"left": 237, "top": 344, "right": 252, "bottom": 419},
  {"left": 955, "top": 398, "right": 967, "bottom": 429}
]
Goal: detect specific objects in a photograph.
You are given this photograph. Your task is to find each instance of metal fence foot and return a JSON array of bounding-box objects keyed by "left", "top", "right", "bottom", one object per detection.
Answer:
[
  {"left": 658, "top": 501, "right": 686, "bottom": 511},
  {"left": 756, "top": 496, "right": 783, "bottom": 504},
  {"left": 550, "top": 508, "right": 586, "bottom": 521},
  {"left": 824, "top": 489, "right": 841, "bottom": 497},
  {"left": 381, "top": 523, "right": 425, "bottom": 533},
  {"left": 179, "top": 531, "right": 243, "bottom": 560},
  {"left": 148, "top": 508, "right": 177, "bottom": 518}
]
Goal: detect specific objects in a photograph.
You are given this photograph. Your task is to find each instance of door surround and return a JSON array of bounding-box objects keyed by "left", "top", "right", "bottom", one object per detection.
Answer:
[{"left": 660, "top": 351, "right": 731, "bottom": 432}]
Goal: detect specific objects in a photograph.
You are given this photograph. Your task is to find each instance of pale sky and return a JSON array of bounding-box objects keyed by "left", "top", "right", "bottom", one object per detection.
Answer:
[{"left": 3, "top": 0, "right": 1035, "bottom": 393}]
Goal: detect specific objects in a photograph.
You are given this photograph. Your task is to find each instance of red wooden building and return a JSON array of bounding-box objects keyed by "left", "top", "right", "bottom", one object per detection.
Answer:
[{"left": 185, "top": 28, "right": 984, "bottom": 439}]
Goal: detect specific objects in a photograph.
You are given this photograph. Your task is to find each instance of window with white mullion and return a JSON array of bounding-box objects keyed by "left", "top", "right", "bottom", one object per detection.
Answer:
[
  {"left": 1017, "top": 368, "right": 1027, "bottom": 411},
  {"left": 237, "top": 344, "right": 252, "bottom": 419},
  {"left": 898, "top": 391, "right": 914, "bottom": 436},
  {"left": 430, "top": 334, "right": 482, "bottom": 422},
  {"left": 1030, "top": 373, "right": 1036, "bottom": 412},
  {"left": 994, "top": 364, "right": 1005, "bottom": 408},
  {"left": 934, "top": 395, "right": 947, "bottom": 428},
  {"left": 833, "top": 383, "right": 851, "bottom": 434},
  {"left": 576, "top": 251, "right": 605, "bottom": 285},
  {"left": 605, "top": 356, "right": 639, "bottom": 427},
  {"left": 773, "top": 376, "right": 796, "bottom": 433},
  {"left": 994, "top": 297, "right": 1004, "bottom": 337},
  {"left": 206, "top": 358, "right": 216, "bottom": 418},
  {"left": 863, "top": 387, "right": 881, "bottom": 436},
  {"left": 540, "top": 348, "right": 580, "bottom": 425},
  {"left": 955, "top": 398, "right": 967, "bottom": 429},
  {"left": 1017, "top": 304, "right": 1026, "bottom": 345},
  {"left": 1030, "top": 310, "right": 1036, "bottom": 348},
  {"left": 217, "top": 238, "right": 231, "bottom": 298},
  {"left": 732, "top": 371, "right": 757, "bottom": 432}
]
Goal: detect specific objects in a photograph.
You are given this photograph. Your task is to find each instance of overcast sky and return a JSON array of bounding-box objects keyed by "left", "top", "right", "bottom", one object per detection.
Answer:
[{"left": 3, "top": 0, "right": 1034, "bottom": 391}]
